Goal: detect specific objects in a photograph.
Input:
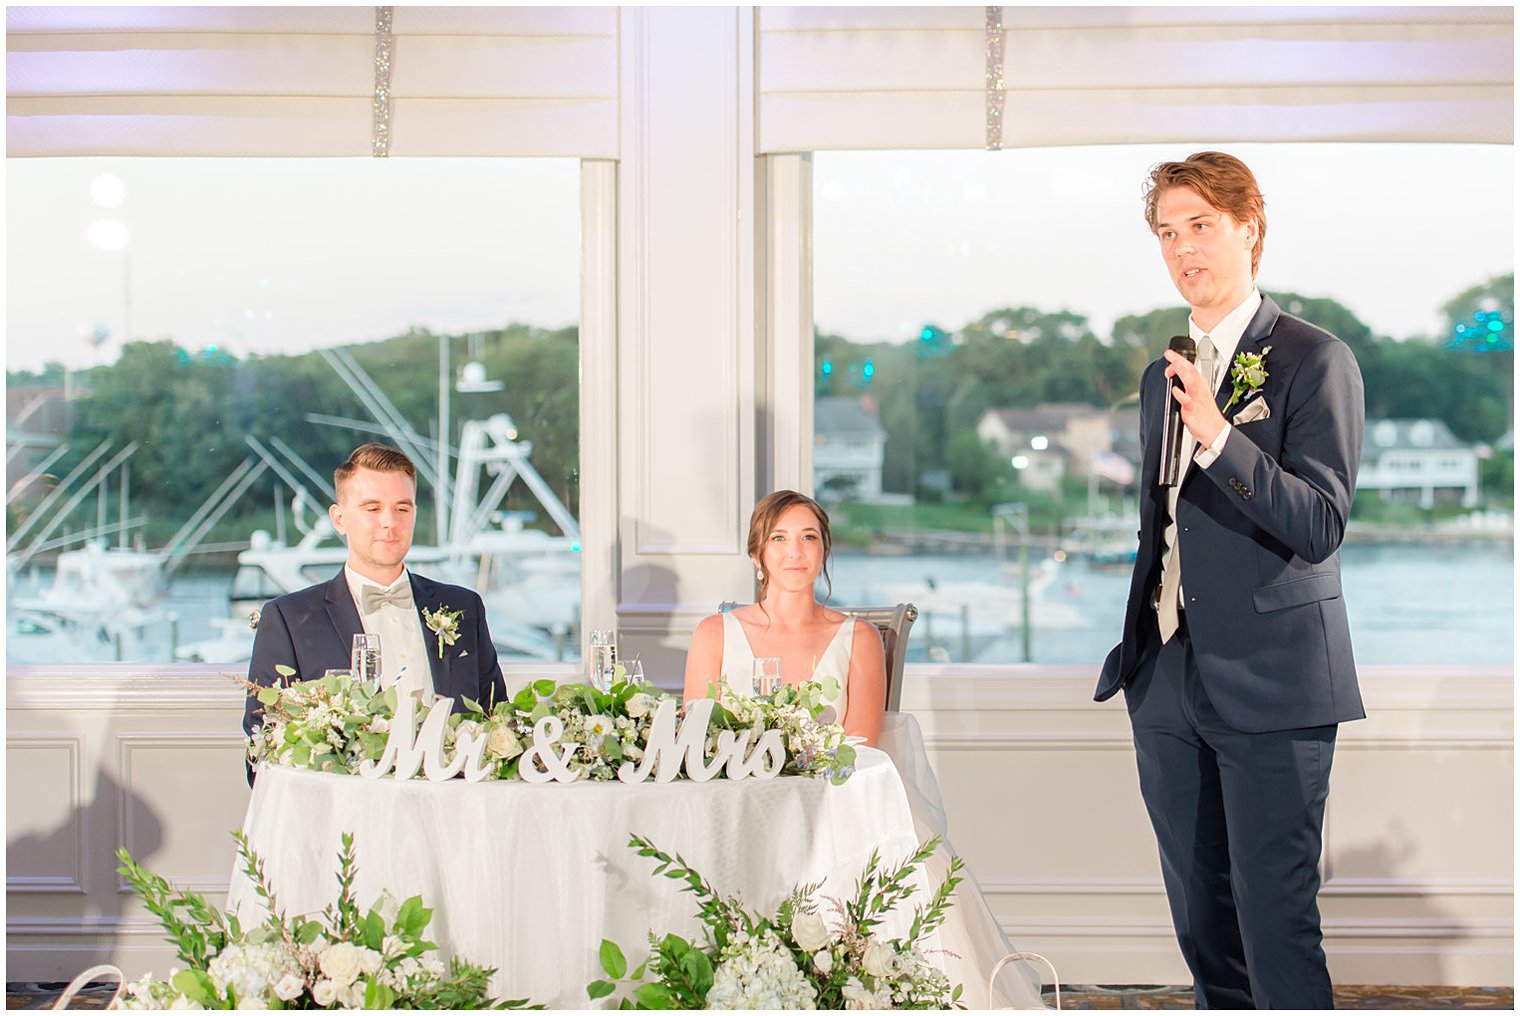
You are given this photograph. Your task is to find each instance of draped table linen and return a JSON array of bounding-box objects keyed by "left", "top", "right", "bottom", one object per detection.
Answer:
[{"left": 226, "top": 747, "right": 933, "bottom": 1008}]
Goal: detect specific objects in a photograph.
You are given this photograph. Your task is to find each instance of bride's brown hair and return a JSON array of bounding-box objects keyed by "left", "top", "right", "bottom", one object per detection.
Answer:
[{"left": 747, "top": 489, "right": 833, "bottom": 605}]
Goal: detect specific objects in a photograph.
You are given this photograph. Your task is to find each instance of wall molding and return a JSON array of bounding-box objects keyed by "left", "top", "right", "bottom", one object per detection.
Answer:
[{"left": 5, "top": 735, "right": 86, "bottom": 895}]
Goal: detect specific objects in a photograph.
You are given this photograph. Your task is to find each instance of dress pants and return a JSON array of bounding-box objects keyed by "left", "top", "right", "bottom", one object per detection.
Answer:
[{"left": 1126, "top": 612, "right": 1338, "bottom": 1009}]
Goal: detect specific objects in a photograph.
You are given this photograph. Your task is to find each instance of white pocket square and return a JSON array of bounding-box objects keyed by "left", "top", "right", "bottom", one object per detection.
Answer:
[
  {"left": 459, "top": 649, "right": 470, "bottom": 658},
  {"left": 1233, "top": 397, "right": 1271, "bottom": 425}
]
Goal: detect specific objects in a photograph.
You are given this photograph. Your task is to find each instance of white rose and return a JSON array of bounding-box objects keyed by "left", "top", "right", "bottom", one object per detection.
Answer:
[
  {"left": 486, "top": 725, "right": 523, "bottom": 761},
  {"left": 168, "top": 995, "right": 205, "bottom": 1011},
  {"left": 311, "top": 979, "right": 338, "bottom": 1006},
  {"left": 307, "top": 936, "right": 329, "bottom": 956},
  {"left": 456, "top": 719, "right": 482, "bottom": 741},
  {"left": 272, "top": 972, "right": 305, "bottom": 1002},
  {"left": 368, "top": 716, "right": 390, "bottom": 734},
  {"left": 813, "top": 950, "right": 834, "bottom": 975},
  {"left": 625, "top": 693, "right": 654, "bottom": 718},
  {"left": 862, "top": 941, "right": 895, "bottom": 979},
  {"left": 791, "top": 910, "right": 832, "bottom": 953},
  {"left": 318, "top": 941, "right": 363, "bottom": 986}
]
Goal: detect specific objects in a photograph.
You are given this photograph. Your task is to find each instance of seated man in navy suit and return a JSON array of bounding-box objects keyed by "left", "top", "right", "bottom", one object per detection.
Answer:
[
  {"left": 1097, "top": 152, "right": 1365, "bottom": 1009},
  {"left": 243, "top": 442, "right": 505, "bottom": 784}
]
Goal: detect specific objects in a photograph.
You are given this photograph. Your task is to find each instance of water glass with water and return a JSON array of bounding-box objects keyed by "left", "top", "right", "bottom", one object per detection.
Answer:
[
  {"left": 351, "top": 633, "right": 382, "bottom": 688},
  {"left": 587, "top": 629, "right": 617, "bottom": 691},
  {"left": 752, "top": 657, "right": 781, "bottom": 698},
  {"left": 623, "top": 658, "right": 645, "bottom": 686}
]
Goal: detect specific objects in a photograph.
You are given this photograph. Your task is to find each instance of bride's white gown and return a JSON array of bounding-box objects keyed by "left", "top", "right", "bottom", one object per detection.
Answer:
[{"left": 719, "top": 613, "right": 1047, "bottom": 1009}]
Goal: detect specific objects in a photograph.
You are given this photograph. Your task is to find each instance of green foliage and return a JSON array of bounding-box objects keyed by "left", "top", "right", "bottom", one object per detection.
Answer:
[
  {"left": 9, "top": 324, "right": 580, "bottom": 549},
  {"left": 945, "top": 432, "right": 1003, "bottom": 500},
  {"left": 116, "top": 846, "right": 235, "bottom": 970},
  {"left": 116, "top": 831, "right": 533, "bottom": 1009},
  {"left": 590, "top": 835, "right": 964, "bottom": 1010},
  {"left": 1480, "top": 449, "right": 1513, "bottom": 505},
  {"left": 9, "top": 275, "right": 1509, "bottom": 549}
]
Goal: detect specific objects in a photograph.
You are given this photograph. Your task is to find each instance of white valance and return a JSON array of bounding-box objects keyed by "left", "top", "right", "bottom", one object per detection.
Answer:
[
  {"left": 757, "top": 6, "right": 1514, "bottom": 151},
  {"left": 7, "top": 6, "right": 1513, "bottom": 158},
  {"left": 6, "top": 6, "right": 619, "bottom": 157}
]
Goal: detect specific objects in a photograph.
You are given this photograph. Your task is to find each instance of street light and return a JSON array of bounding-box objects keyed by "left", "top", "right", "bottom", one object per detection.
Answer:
[
  {"left": 87, "top": 173, "right": 130, "bottom": 349},
  {"left": 992, "top": 502, "right": 1032, "bottom": 662}
]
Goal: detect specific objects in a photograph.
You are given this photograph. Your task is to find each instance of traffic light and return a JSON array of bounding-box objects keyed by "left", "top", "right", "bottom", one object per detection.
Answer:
[{"left": 1449, "top": 307, "right": 1512, "bottom": 351}]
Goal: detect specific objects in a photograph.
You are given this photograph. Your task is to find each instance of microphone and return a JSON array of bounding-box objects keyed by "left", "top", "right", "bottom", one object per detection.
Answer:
[{"left": 1158, "top": 335, "right": 1197, "bottom": 487}]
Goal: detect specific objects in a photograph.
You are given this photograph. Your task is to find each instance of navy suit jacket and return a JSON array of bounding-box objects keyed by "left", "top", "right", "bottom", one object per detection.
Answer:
[
  {"left": 1096, "top": 294, "right": 1366, "bottom": 733},
  {"left": 243, "top": 569, "right": 506, "bottom": 777}
]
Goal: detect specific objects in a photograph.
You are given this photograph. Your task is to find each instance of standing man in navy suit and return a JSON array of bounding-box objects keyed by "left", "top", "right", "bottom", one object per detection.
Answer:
[
  {"left": 1097, "top": 152, "right": 1365, "bottom": 1009},
  {"left": 244, "top": 443, "right": 506, "bottom": 783}
]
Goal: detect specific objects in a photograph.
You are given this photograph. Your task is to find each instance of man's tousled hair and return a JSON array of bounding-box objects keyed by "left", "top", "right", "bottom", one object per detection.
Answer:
[{"left": 1143, "top": 151, "right": 1266, "bottom": 275}]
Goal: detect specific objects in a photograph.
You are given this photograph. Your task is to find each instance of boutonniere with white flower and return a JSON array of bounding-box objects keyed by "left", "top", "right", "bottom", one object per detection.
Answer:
[
  {"left": 1225, "top": 344, "right": 1273, "bottom": 410},
  {"left": 421, "top": 605, "right": 463, "bottom": 659}
]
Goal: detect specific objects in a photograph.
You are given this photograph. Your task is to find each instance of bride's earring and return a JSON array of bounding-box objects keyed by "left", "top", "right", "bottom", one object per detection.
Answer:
[{"left": 755, "top": 568, "right": 764, "bottom": 581}]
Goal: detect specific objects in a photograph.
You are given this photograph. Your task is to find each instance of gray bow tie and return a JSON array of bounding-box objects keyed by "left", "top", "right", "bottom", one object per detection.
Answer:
[{"left": 360, "top": 582, "right": 413, "bottom": 614}]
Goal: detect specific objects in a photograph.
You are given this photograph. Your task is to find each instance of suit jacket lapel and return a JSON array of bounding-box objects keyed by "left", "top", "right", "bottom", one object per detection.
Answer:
[
  {"left": 1220, "top": 294, "right": 1281, "bottom": 416},
  {"left": 323, "top": 570, "right": 363, "bottom": 652},
  {"left": 409, "top": 573, "right": 452, "bottom": 698}
]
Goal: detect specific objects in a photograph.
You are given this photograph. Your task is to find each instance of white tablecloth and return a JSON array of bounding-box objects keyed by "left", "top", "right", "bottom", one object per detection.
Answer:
[{"left": 227, "top": 748, "right": 933, "bottom": 1008}]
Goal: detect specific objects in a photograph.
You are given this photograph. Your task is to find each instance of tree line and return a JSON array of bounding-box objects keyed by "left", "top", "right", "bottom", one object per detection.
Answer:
[
  {"left": 7, "top": 324, "right": 580, "bottom": 548},
  {"left": 6, "top": 274, "right": 1512, "bottom": 549},
  {"left": 815, "top": 276, "right": 1513, "bottom": 504}
]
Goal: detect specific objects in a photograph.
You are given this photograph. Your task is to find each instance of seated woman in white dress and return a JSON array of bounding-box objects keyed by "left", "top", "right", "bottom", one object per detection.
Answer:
[
  {"left": 683, "top": 489, "right": 886, "bottom": 745},
  {"left": 683, "top": 490, "right": 1047, "bottom": 1009}
]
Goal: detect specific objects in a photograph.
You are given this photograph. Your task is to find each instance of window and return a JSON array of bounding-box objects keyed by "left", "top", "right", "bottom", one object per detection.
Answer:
[
  {"left": 6, "top": 158, "right": 583, "bottom": 666},
  {"left": 811, "top": 144, "right": 1513, "bottom": 665}
]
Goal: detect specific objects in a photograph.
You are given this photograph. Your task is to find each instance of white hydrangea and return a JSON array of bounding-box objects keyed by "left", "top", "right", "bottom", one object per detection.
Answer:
[
  {"left": 204, "top": 940, "right": 301, "bottom": 1008},
  {"left": 841, "top": 974, "right": 893, "bottom": 1010},
  {"left": 118, "top": 976, "right": 201, "bottom": 1010},
  {"left": 705, "top": 928, "right": 817, "bottom": 1010}
]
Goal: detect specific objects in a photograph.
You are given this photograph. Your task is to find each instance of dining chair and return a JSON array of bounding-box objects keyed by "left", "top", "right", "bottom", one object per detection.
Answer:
[{"left": 716, "top": 601, "right": 918, "bottom": 711}]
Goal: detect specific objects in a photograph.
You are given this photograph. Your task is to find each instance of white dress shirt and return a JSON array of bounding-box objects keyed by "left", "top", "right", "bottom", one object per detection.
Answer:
[
  {"left": 1160, "top": 289, "right": 1262, "bottom": 610},
  {"left": 345, "top": 565, "right": 433, "bottom": 701}
]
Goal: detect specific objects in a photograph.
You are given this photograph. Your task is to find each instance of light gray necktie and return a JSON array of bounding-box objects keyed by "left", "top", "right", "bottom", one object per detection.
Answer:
[
  {"left": 1157, "top": 335, "right": 1217, "bottom": 643},
  {"left": 360, "top": 582, "right": 413, "bottom": 614}
]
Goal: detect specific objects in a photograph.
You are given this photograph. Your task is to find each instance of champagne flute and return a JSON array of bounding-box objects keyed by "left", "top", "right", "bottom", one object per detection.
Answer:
[
  {"left": 587, "top": 629, "right": 615, "bottom": 692},
  {"left": 752, "top": 657, "right": 781, "bottom": 698},
  {"left": 351, "top": 633, "right": 382, "bottom": 688},
  {"left": 624, "top": 658, "right": 645, "bottom": 686}
]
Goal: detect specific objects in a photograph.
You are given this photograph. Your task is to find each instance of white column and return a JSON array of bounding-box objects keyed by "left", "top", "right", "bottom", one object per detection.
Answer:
[
  {"left": 613, "top": 8, "right": 758, "bottom": 680},
  {"left": 757, "top": 153, "right": 815, "bottom": 496}
]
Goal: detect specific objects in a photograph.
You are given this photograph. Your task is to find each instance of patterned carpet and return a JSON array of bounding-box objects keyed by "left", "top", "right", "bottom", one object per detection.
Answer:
[
  {"left": 10, "top": 981, "right": 1514, "bottom": 1009},
  {"left": 1046, "top": 983, "right": 1515, "bottom": 1010}
]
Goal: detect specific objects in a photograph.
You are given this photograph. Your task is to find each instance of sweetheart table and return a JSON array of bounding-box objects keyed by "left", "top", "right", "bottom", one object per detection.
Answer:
[{"left": 226, "top": 747, "right": 933, "bottom": 1007}]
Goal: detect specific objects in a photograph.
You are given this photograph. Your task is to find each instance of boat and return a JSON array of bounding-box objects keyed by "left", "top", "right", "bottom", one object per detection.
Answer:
[{"left": 181, "top": 352, "right": 583, "bottom": 665}]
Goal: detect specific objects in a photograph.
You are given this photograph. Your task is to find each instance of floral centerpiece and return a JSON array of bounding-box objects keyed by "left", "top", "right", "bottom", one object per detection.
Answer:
[
  {"left": 588, "top": 834, "right": 964, "bottom": 1010},
  {"left": 246, "top": 669, "right": 855, "bottom": 785},
  {"left": 114, "top": 831, "right": 536, "bottom": 1009}
]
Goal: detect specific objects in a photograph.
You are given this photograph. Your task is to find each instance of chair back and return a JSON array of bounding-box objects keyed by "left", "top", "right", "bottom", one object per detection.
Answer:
[{"left": 716, "top": 601, "right": 917, "bottom": 711}]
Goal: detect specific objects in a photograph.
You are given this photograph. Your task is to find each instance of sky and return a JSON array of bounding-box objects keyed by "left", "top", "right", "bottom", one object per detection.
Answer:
[
  {"left": 4, "top": 143, "right": 1514, "bottom": 373},
  {"left": 813, "top": 143, "right": 1515, "bottom": 344}
]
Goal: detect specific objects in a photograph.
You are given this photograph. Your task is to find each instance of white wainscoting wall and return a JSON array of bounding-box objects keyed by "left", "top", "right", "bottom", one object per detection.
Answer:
[{"left": 6, "top": 664, "right": 1510, "bottom": 986}]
